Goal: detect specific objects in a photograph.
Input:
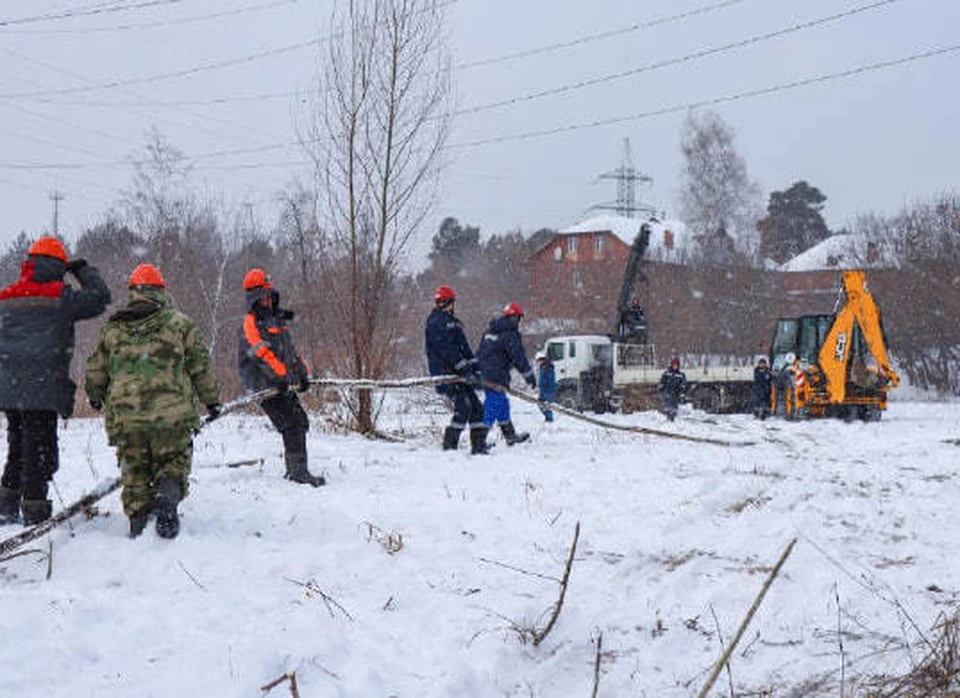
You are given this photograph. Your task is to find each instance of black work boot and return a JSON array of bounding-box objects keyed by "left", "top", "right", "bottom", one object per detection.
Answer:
[
  {"left": 155, "top": 478, "right": 182, "bottom": 539},
  {"left": 21, "top": 499, "right": 52, "bottom": 526},
  {"left": 500, "top": 421, "right": 530, "bottom": 446},
  {"left": 129, "top": 512, "right": 149, "bottom": 538},
  {"left": 442, "top": 427, "right": 462, "bottom": 451},
  {"left": 469, "top": 426, "right": 491, "bottom": 455},
  {"left": 284, "top": 453, "right": 325, "bottom": 487},
  {"left": 0, "top": 486, "right": 20, "bottom": 525}
]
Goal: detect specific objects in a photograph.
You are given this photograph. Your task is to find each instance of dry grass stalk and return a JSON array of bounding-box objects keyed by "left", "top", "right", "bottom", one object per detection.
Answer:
[
  {"left": 532, "top": 520, "right": 580, "bottom": 647},
  {"left": 260, "top": 670, "right": 301, "bottom": 697},
  {"left": 364, "top": 521, "right": 404, "bottom": 555}
]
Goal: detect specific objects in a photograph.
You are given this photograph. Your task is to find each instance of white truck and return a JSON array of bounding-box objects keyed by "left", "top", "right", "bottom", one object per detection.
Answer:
[{"left": 541, "top": 334, "right": 757, "bottom": 414}]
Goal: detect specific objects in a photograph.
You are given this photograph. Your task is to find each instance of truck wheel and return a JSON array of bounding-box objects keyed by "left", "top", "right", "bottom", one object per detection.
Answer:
[{"left": 689, "top": 386, "right": 721, "bottom": 413}]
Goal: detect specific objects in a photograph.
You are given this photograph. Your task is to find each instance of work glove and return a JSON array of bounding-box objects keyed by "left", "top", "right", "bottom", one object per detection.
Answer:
[
  {"left": 525, "top": 373, "right": 537, "bottom": 389},
  {"left": 298, "top": 376, "right": 311, "bottom": 393},
  {"left": 464, "top": 371, "right": 483, "bottom": 388},
  {"left": 206, "top": 403, "right": 222, "bottom": 421},
  {"left": 66, "top": 258, "right": 87, "bottom": 274},
  {"left": 89, "top": 398, "right": 103, "bottom": 411}
]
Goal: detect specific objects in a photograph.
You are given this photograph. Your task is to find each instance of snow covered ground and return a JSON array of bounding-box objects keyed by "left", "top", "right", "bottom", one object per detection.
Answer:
[{"left": 1, "top": 392, "right": 958, "bottom": 697}]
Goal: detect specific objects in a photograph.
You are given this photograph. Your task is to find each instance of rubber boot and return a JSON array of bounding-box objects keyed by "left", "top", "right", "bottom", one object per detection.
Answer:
[
  {"left": 21, "top": 499, "right": 52, "bottom": 526},
  {"left": 442, "top": 427, "right": 462, "bottom": 451},
  {"left": 155, "top": 478, "right": 182, "bottom": 539},
  {"left": 0, "top": 486, "right": 20, "bottom": 525},
  {"left": 284, "top": 452, "right": 325, "bottom": 487},
  {"left": 500, "top": 421, "right": 529, "bottom": 446},
  {"left": 469, "top": 426, "right": 491, "bottom": 455}
]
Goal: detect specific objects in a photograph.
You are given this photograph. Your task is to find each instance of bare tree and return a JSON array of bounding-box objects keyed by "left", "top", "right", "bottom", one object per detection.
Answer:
[
  {"left": 678, "top": 110, "right": 761, "bottom": 265},
  {"left": 305, "top": 0, "right": 452, "bottom": 433}
]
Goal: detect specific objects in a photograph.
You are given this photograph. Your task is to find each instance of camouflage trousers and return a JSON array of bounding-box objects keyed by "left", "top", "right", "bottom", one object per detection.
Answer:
[{"left": 116, "top": 429, "right": 193, "bottom": 518}]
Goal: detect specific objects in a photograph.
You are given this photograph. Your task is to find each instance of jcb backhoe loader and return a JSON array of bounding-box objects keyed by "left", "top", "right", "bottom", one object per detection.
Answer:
[{"left": 769, "top": 270, "right": 899, "bottom": 421}]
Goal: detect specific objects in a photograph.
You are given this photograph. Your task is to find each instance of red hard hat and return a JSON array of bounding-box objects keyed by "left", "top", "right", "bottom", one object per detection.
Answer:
[
  {"left": 434, "top": 285, "right": 456, "bottom": 302},
  {"left": 503, "top": 302, "right": 524, "bottom": 317},
  {"left": 670, "top": 357, "right": 680, "bottom": 369},
  {"left": 243, "top": 268, "right": 273, "bottom": 291},
  {"left": 128, "top": 263, "right": 166, "bottom": 288},
  {"left": 28, "top": 236, "right": 68, "bottom": 263}
]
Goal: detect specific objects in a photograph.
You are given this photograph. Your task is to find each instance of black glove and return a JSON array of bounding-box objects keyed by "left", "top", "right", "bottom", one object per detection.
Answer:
[
  {"left": 298, "top": 376, "right": 311, "bottom": 393},
  {"left": 89, "top": 398, "right": 103, "bottom": 411},
  {"left": 464, "top": 371, "right": 483, "bottom": 388},
  {"left": 525, "top": 373, "right": 537, "bottom": 389},
  {"left": 206, "top": 403, "right": 222, "bottom": 421},
  {"left": 66, "top": 258, "right": 87, "bottom": 274}
]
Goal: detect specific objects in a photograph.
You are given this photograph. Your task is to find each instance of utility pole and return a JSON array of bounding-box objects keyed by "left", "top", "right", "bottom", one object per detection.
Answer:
[
  {"left": 49, "top": 190, "right": 65, "bottom": 236},
  {"left": 592, "top": 138, "right": 656, "bottom": 218}
]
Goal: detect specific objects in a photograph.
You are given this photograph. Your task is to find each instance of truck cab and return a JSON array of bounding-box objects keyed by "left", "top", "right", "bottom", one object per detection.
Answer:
[{"left": 542, "top": 335, "right": 614, "bottom": 412}]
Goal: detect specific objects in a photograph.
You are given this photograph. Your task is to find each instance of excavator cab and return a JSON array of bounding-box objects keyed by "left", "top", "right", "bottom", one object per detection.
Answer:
[{"left": 769, "top": 270, "right": 899, "bottom": 421}]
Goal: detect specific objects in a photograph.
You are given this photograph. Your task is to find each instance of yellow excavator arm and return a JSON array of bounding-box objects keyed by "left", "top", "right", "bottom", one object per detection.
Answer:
[{"left": 818, "top": 270, "right": 900, "bottom": 403}]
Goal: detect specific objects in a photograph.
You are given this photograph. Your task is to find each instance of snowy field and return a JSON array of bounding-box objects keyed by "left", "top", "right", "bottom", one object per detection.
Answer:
[{"left": 1, "top": 391, "right": 959, "bottom": 697}]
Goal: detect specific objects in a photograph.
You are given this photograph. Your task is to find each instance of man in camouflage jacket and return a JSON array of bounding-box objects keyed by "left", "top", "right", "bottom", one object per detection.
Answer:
[
  {"left": 85, "top": 264, "right": 221, "bottom": 538},
  {"left": 0, "top": 236, "right": 110, "bottom": 526}
]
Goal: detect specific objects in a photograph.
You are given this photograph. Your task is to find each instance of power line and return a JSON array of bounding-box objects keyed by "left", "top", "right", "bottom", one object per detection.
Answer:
[
  {"left": 0, "top": 0, "right": 188, "bottom": 28},
  {"left": 451, "top": 42, "right": 960, "bottom": 149},
  {"left": 456, "top": 0, "right": 902, "bottom": 117},
  {"left": 456, "top": 0, "right": 748, "bottom": 70},
  {"left": 0, "top": 0, "right": 296, "bottom": 35}
]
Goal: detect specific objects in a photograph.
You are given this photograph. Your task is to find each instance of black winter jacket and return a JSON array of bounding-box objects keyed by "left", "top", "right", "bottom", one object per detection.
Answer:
[
  {"left": 237, "top": 285, "right": 309, "bottom": 393},
  {"left": 476, "top": 315, "right": 534, "bottom": 389},
  {"left": 0, "top": 256, "right": 111, "bottom": 416},
  {"left": 425, "top": 307, "right": 476, "bottom": 395}
]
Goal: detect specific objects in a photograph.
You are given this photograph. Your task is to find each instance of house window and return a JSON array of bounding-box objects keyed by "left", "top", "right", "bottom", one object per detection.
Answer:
[
  {"left": 572, "top": 269, "right": 583, "bottom": 289},
  {"left": 663, "top": 229, "right": 674, "bottom": 249},
  {"left": 553, "top": 245, "right": 563, "bottom": 261},
  {"left": 568, "top": 236, "right": 578, "bottom": 255},
  {"left": 594, "top": 235, "right": 604, "bottom": 255}
]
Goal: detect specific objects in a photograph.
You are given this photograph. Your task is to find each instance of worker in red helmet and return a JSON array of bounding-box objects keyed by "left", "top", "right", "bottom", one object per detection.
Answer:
[
  {"left": 0, "top": 237, "right": 111, "bottom": 527},
  {"left": 85, "top": 263, "right": 221, "bottom": 538},
  {"left": 424, "top": 285, "right": 489, "bottom": 454},
  {"left": 238, "top": 268, "right": 324, "bottom": 486},
  {"left": 476, "top": 301, "right": 536, "bottom": 445}
]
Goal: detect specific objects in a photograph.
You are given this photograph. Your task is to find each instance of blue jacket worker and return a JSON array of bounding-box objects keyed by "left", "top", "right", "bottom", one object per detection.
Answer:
[
  {"left": 753, "top": 357, "right": 773, "bottom": 420},
  {"left": 536, "top": 351, "right": 556, "bottom": 422},
  {"left": 425, "top": 285, "right": 489, "bottom": 454},
  {"left": 658, "top": 357, "right": 687, "bottom": 422},
  {"left": 476, "top": 302, "right": 536, "bottom": 445}
]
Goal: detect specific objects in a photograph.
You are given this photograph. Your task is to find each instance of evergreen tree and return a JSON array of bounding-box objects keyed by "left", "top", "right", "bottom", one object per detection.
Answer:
[
  {"left": 758, "top": 180, "right": 831, "bottom": 264},
  {"left": 428, "top": 217, "right": 481, "bottom": 277}
]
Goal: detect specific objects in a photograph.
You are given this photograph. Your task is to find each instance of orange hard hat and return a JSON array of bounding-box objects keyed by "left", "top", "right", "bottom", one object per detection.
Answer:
[
  {"left": 128, "top": 263, "right": 166, "bottom": 288},
  {"left": 503, "top": 302, "right": 524, "bottom": 317},
  {"left": 243, "top": 268, "right": 273, "bottom": 291},
  {"left": 28, "top": 236, "right": 68, "bottom": 263},
  {"left": 434, "top": 285, "right": 456, "bottom": 302}
]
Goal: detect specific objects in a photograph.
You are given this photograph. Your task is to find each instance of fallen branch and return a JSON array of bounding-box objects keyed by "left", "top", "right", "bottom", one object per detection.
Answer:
[
  {"left": 260, "top": 671, "right": 300, "bottom": 697},
  {"left": 533, "top": 520, "right": 581, "bottom": 647},
  {"left": 591, "top": 630, "right": 603, "bottom": 698},
  {"left": 697, "top": 537, "right": 797, "bottom": 698}
]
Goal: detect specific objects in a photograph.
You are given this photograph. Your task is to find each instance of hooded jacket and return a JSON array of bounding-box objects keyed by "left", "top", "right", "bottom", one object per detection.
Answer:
[
  {"left": 425, "top": 307, "right": 477, "bottom": 395},
  {"left": 237, "top": 284, "right": 308, "bottom": 393},
  {"left": 85, "top": 287, "right": 220, "bottom": 441},
  {"left": 0, "top": 255, "right": 110, "bottom": 416},
  {"left": 476, "top": 314, "right": 534, "bottom": 389}
]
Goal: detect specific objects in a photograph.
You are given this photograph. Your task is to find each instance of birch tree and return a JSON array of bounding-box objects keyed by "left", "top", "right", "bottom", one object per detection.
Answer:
[{"left": 306, "top": 0, "right": 452, "bottom": 433}]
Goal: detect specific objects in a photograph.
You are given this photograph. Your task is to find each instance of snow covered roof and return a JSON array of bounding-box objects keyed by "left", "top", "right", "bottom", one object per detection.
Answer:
[
  {"left": 778, "top": 233, "right": 900, "bottom": 272},
  {"left": 559, "top": 214, "right": 691, "bottom": 263}
]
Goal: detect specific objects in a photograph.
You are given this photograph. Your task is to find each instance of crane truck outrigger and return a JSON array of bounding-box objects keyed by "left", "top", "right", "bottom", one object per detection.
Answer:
[{"left": 770, "top": 269, "right": 899, "bottom": 421}]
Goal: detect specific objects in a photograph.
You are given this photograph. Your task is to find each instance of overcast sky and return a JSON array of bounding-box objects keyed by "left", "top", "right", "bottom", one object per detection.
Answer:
[{"left": 0, "top": 0, "right": 957, "bottom": 266}]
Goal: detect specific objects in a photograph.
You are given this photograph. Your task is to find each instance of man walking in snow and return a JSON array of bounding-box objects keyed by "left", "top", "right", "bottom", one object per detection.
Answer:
[
  {"left": 424, "top": 285, "right": 489, "bottom": 454},
  {"left": 476, "top": 302, "right": 536, "bottom": 445},
  {"left": 85, "top": 264, "right": 221, "bottom": 538},
  {"left": 535, "top": 351, "right": 556, "bottom": 422},
  {"left": 753, "top": 357, "right": 773, "bottom": 420},
  {"left": 658, "top": 357, "right": 687, "bottom": 422},
  {"left": 0, "top": 236, "right": 111, "bottom": 526},
  {"left": 238, "top": 268, "right": 324, "bottom": 487}
]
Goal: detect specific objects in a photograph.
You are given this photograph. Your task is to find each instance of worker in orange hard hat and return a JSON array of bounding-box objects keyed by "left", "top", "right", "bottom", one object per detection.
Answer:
[
  {"left": 0, "top": 237, "right": 111, "bottom": 527},
  {"left": 238, "top": 268, "right": 324, "bottom": 487},
  {"left": 85, "top": 263, "right": 221, "bottom": 539}
]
